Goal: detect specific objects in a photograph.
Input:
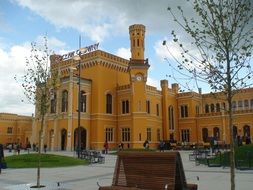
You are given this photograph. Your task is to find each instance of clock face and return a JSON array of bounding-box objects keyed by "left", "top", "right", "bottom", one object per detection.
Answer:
[{"left": 136, "top": 75, "right": 142, "bottom": 81}]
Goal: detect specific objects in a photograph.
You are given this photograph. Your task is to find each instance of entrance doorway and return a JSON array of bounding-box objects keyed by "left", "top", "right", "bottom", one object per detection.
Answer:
[
  {"left": 61, "top": 129, "right": 67, "bottom": 150},
  {"left": 74, "top": 127, "right": 87, "bottom": 150}
]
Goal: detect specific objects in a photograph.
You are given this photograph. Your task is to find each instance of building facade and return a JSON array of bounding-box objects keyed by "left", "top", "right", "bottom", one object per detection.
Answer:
[
  {"left": 31, "top": 24, "right": 253, "bottom": 151},
  {"left": 0, "top": 113, "right": 33, "bottom": 147}
]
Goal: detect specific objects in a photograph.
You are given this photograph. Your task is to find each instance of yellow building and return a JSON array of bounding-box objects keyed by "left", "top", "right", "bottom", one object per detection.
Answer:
[
  {"left": 31, "top": 24, "right": 253, "bottom": 151},
  {"left": 0, "top": 113, "right": 33, "bottom": 147}
]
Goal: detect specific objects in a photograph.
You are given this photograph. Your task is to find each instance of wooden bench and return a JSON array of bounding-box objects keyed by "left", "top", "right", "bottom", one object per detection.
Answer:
[{"left": 98, "top": 151, "right": 197, "bottom": 190}]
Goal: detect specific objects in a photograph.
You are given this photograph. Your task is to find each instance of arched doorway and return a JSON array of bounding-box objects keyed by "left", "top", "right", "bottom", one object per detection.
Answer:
[
  {"left": 202, "top": 128, "right": 208, "bottom": 142},
  {"left": 74, "top": 127, "right": 87, "bottom": 150},
  {"left": 61, "top": 129, "right": 67, "bottom": 150},
  {"left": 233, "top": 126, "right": 238, "bottom": 138},
  {"left": 213, "top": 127, "right": 220, "bottom": 140},
  {"left": 243, "top": 125, "right": 250, "bottom": 138}
]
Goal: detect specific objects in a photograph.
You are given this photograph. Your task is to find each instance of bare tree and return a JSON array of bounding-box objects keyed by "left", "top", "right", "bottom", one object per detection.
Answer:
[
  {"left": 166, "top": 0, "right": 253, "bottom": 190},
  {"left": 15, "top": 37, "right": 58, "bottom": 188}
]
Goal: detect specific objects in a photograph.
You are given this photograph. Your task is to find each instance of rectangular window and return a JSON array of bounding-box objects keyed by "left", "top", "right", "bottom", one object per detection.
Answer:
[
  {"left": 181, "top": 129, "right": 190, "bottom": 142},
  {"left": 7, "top": 127, "right": 13, "bottom": 134},
  {"left": 147, "top": 128, "right": 151, "bottom": 141},
  {"left": 122, "top": 128, "right": 130, "bottom": 142},
  {"left": 105, "top": 128, "right": 113, "bottom": 142},
  {"left": 180, "top": 105, "right": 188, "bottom": 118},
  {"left": 156, "top": 104, "right": 159, "bottom": 116},
  {"left": 146, "top": 100, "right": 150, "bottom": 114},
  {"left": 122, "top": 100, "right": 129, "bottom": 114},
  {"left": 238, "top": 101, "right": 243, "bottom": 110},
  {"left": 244, "top": 100, "right": 249, "bottom": 108}
]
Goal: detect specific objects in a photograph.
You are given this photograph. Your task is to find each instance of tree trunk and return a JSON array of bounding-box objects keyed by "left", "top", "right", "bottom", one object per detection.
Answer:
[{"left": 36, "top": 115, "right": 44, "bottom": 187}]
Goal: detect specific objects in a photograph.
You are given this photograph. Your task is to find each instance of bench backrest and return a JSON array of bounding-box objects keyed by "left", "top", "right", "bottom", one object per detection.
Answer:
[{"left": 112, "top": 151, "right": 187, "bottom": 190}]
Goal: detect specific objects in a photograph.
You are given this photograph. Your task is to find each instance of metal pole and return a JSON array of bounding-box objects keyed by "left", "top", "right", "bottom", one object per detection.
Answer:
[{"left": 78, "top": 35, "right": 81, "bottom": 159}]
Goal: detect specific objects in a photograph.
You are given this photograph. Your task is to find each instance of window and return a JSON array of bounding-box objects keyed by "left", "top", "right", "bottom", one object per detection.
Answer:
[
  {"left": 216, "top": 103, "right": 220, "bottom": 112},
  {"left": 169, "top": 106, "right": 174, "bottom": 130},
  {"left": 122, "top": 128, "right": 130, "bottom": 142},
  {"left": 244, "top": 100, "right": 249, "bottom": 109},
  {"left": 146, "top": 100, "right": 150, "bottom": 114},
  {"left": 156, "top": 104, "right": 159, "bottom": 116},
  {"left": 147, "top": 128, "right": 151, "bottom": 141},
  {"left": 223, "top": 102, "right": 226, "bottom": 110},
  {"left": 7, "top": 127, "right": 13, "bottom": 134},
  {"left": 232, "top": 101, "right": 237, "bottom": 111},
  {"left": 105, "top": 128, "right": 113, "bottom": 142},
  {"left": 238, "top": 100, "right": 243, "bottom": 110},
  {"left": 122, "top": 100, "right": 129, "bottom": 114},
  {"left": 50, "top": 92, "right": 57, "bottom": 113},
  {"left": 137, "top": 39, "right": 139, "bottom": 46},
  {"left": 250, "top": 99, "right": 253, "bottom": 108},
  {"left": 106, "top": 94, "right": 112, "bottom": 114},
  {"left": 210, "top": 104, "right": 215, "bottom": 112},
  {"left": 157, "top": 129, "right": 161, "bottom": 141},
  {"left": 205, "top": 104, "right": 209, "bottom": 113},
  {"left": 80, "top": 91, "right": 87, "bottom": 112},
  {"left": 181, "top": 129, "right": 190, "bottom": 142},
  {"left": 180, "top": 105, "right": 188, "bottom": 118},
  {"left": 61, "top": 90, "right": 68, "bottom": 112},
  {"left": 202, "top": 128, "right": 208, "bottom": 142}
]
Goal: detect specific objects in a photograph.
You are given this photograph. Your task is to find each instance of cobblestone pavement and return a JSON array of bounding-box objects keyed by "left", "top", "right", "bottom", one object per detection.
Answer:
[{"left": 0, "top": 150, "right": 252, "bottom": 190}]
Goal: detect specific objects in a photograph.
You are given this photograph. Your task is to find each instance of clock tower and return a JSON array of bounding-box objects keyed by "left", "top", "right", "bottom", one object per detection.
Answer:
[{"left": 128, "top": 24, "right": 150, "bottom": 147}]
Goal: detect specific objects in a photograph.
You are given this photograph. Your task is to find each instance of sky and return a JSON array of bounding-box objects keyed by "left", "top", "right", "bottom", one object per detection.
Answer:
[{"left": 1, "top": 0, "right": 251, "bottom": 116}]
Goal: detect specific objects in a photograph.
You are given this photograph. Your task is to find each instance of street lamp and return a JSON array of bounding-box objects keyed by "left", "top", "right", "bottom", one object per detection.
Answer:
[{"left": 73, "top": 36, "right": 87, "bottom": 159}]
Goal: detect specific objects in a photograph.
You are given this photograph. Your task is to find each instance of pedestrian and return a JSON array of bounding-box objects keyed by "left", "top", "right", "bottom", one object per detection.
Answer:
[
  {"left": 26, "top": 142, "right": 31, "bottom": 154},
  {"left": 44, "top": 144, "right": 47, "bottom": 153},
  {"left": 17, "top": 143, "right": 21, "bottom": 155},
  {"left": 159, "top": 140, "right": 165, "bottom": 152},
  {"left": 32, "top": 143, "right": 36, "bottom": 151},
  {"left": 144, "top": 140, "right": 149, "bottom": 150},
  {"left": 103, "top": 140, "right": 109, "bottom": 154},
  {"left": 0, "top": 144, "right": 4, "bottom": 174}
]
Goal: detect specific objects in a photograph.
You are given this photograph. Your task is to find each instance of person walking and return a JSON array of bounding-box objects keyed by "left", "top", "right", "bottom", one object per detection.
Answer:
[
  {"left": 0, "top": 144, "right": 4, "bottom": 174},
  {"left": 103, "top": 140, "right": 109, "bottom": 154}
]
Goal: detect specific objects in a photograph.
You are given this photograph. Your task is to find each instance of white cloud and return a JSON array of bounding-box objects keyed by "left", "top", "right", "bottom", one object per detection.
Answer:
[
  {"left": 13, "top": 0, "right": 173, "bottom": 42},
  {"left": 115, "top": 47, "right": 131, "bottom": 60},
  {"left": 154, "top": 39, "right": 182, "bottom": 62},
  {"left": 0, "top": 36, "right": 67, "bottom": 115},
  {"left": 147, "top": 77, "right": 160, "bottom": 90}
]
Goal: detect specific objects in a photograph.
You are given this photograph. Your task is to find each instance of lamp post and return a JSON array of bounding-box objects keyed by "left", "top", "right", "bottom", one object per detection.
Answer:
[{"left": 73, "top": 36, "right": 82, "bottom": 159}]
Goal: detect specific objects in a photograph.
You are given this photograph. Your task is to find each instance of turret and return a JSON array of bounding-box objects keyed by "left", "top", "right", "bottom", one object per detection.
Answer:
[{"left": 129, "top": 24, "right": 145, "bottom": 60}]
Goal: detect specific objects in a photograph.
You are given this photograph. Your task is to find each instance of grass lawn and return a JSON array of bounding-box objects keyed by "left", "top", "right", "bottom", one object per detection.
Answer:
[
  {"left": 4, "top": 153, "right": 88, "bottom": 168},
  {"left": 205, "top": 144, "right": 253, "bottom": 167}
]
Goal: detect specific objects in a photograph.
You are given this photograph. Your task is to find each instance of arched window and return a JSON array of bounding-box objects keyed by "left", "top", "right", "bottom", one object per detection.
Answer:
[
  {"left": 211, "top": 104, "right": 215, "bottom": 112},
  {"left": 205, "top": 104, "right": 209, "bottom": 113},
  {"left": 168, "top": 106, "right": 174, "bottom": 130},
  {"left": 80, "top": 91, "right": 86, "bottom": 112},
  {"left": 61, "top": 90, "right": 68, "bottom": 112},
  {"left": 216, "top": 103, "right": 220, "bottom": 112},
  {"left": 106, "top": 93, "right": 112, "bottom": 114},
  {"left": 213, "top": 127, "right": 220, "bottom": 140},
  {"left": 50, "top": 92, "right": 57, "bottom": 113},
  {"left": 202, "top": 128, "right": 208, "bottom": 142}
]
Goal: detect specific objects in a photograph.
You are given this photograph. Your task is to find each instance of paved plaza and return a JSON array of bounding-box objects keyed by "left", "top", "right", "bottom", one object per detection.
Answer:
[{"left": 0, "top": 150, "right": 252, "bottom": 190}]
